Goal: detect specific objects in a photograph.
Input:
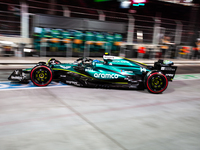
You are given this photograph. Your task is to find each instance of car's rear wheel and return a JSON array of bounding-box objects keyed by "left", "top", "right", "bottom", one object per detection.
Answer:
[
  {"left": 145, "top": 72, "right": 168, "bottom": 94},
  {"left": 30, "top": 65, "right": 53, "bottom": 86}
]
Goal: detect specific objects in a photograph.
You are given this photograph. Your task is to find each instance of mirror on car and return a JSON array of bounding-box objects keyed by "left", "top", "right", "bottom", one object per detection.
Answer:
[{"left": 92, "top": 61, "right": 96, "bottom": 69}]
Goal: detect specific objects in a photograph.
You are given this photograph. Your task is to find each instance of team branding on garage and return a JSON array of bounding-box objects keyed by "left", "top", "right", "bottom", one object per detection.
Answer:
[{"left": 94, "top": 73, "right": 118, "bottom": 79}]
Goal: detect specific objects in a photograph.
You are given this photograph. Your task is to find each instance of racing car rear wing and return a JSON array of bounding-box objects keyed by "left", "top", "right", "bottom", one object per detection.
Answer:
[{"left": 154, "top": 60, "right": 177, "bottom": 81}]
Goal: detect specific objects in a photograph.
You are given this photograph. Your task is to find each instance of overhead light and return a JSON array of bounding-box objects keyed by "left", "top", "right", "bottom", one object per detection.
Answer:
[
  {"left": 120, "top": 1, "right": 131, "bottom": 8},
  {"left": 132, "top": 0, "right": 146, "bottom": 3},
  {"left": 24, "top": 48, "right": 32, "bottom": 53},
  {"left": 0, "top": 41, "right": 17, "bottom": 47}
]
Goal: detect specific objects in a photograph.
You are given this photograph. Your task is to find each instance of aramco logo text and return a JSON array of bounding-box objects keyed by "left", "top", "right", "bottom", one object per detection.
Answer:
[{"left": 94, "top": 73, "right": 118, "bottom": 79}]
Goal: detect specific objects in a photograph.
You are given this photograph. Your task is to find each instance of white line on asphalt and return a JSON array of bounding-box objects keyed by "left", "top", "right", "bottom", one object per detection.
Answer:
[
  {"left": 174, "top": 74, "right": 200, "bottom": 81},
  {"left": 0, "top": 85, "right": 71, "bottom": 91}
]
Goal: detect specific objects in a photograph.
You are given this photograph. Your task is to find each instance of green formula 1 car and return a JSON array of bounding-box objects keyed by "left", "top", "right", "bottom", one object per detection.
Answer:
[{"left": 8, "top": 55, "right": 177, "bottom": 93}]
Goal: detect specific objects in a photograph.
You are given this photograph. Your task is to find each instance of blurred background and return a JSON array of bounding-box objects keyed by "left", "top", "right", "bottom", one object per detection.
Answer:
[
  {"left": 0, "top": 0, "right": 199, "bottom": 59},
  {"left": 0, "top": 1, "right": 200, "bottom": 150}
]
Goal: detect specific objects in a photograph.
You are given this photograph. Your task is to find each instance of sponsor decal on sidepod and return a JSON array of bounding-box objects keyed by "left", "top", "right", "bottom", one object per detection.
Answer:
[
  {"left": 121, "top": 70, "right": 133, "bottom": 73},
  {"left": 94, "top": 73, "right": 118, "bottom": 79},
  {"left": 60, "top": 65, "right": 71, "bottom": 69}
]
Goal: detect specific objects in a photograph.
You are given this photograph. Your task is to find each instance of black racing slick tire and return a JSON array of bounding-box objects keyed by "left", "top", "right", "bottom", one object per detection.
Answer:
[
  {"left": 30, "top": 65, "right": 53, "bottom": 86},
  {"left": 145, "top": 72, "right": 168, "bottom": 94}
]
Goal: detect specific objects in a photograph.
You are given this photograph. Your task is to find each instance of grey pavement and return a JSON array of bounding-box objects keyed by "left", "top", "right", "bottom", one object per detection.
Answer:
[{"left": 0, "top": 79, "right": 200, "bottom": 150}]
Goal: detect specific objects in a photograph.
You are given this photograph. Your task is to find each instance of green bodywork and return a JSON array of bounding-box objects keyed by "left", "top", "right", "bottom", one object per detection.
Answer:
[
  {"left": 54, "top": 57, "right": 149, "bottom": 81},
  {"left": 23, "top": 57, "right": 150, "bottom": 83}
]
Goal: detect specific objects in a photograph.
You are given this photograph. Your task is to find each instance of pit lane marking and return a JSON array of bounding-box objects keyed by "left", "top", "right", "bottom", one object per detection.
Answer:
[
  {"left": 0, "top": 81, "right": 70, "bottom": 91},
  {"left": 174, "top": 74, "right": 200, "bottom": 81}
]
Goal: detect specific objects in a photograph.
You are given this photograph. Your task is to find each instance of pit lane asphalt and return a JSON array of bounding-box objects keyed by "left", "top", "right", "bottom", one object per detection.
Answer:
[
  {"left": 0, "top": 65, "right": 199, "bottom": 81},
  {"left": 0, "top": 78, "right": 200, "bottom": 150},
  {"left": 0, "top": 63, "right": 200, "bottom": 149}
]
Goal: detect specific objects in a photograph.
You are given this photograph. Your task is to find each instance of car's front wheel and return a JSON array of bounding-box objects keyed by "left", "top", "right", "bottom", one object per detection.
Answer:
[
  {"left": 30, "top": 65, "right": 53, "bottom": 86},
  {"left": 145, "top": 72, "right": 168, "bottom": 94}
]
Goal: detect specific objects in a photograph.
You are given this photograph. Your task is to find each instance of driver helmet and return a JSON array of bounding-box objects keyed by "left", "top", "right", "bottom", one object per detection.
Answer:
[
  {"left": 163, "top": 60, "right": 173, "bottom": 65},
  {"left": 93, "top": 59, "right": 100, "bottom": 63}
]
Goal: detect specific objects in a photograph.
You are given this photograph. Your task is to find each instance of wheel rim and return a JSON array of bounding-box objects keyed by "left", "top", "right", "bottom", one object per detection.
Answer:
[
  {"left": 31, "top": 66, "right": 52, "bottom": 86},
  {"left": 147, "top": 73, "right": 168, "bottom": 93}
]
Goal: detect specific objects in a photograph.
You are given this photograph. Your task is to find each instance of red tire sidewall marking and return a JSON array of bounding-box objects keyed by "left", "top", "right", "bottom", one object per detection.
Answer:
[
  {"left": 146, "top": 72, "right": 168, "bottom": 93},
  {"left": 30, "top": 65, "right": 52, "bottom": 86}
]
